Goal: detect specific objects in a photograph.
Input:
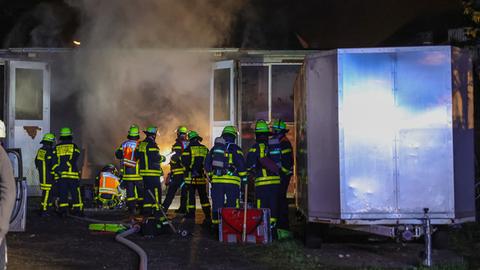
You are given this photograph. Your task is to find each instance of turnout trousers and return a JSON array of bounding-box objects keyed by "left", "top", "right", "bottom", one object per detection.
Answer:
[
  {"left": 162, "top": 174, "right": 187, "bottom": 211},
  {"left": 123, "top": 180, "right": 144, "bottom": 214},
  {"left": 255, "top": 184, "right": 280, "bottom": 228},
  {"left": 278, "top": 175, "right": 292, "bottom": 230},
  {"left": 211, "top": 183, "right": 239, "bottom": 225},
  {"left": 58, "top": 178, "right": 83, "bottom": 214},
  {"left": 185, "top": 183, "right": 211, "bottom": 220},
  {"left": 142, "top": 176, "right": 162, "bottom": 216}
]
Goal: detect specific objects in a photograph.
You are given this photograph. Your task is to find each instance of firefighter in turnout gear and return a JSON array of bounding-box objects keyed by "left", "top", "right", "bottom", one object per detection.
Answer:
[
  {"left": 96, "top": 164, "right": 121, "bottom": 208},
  {"left": 162, "top": 126, "right": 188, "bottom": 213},
  {"left": 35, "top": 133, "right": 57, "bottom": 216},
  {"left": 136, "top": 126, "right": 166, "bottom": 216},
  {"left": 115, "top": 125, "right": 143, "bottom": 215},
  {"left": 52, "top": 127, "right": 83, "bottom": 216},
  {"left": 270, "top": 119, "right": 293, "bottom": 238},
  {"left": 246, "top": 120, "right": 281, "bottom": 238},
  {"left": 205, "top": 126, "right": 247, "bottom": 227},
  {"left": 181, "top": 131, "right": 211, "bottom": 223}
]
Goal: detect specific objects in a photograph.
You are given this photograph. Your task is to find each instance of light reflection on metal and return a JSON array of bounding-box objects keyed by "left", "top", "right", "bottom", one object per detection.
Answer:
[
  {"left": 295, "top": 46, "right": 475, "bottom": 223},
  {"left": 73, "top": 40, "right": 81, "bottom": 46}
]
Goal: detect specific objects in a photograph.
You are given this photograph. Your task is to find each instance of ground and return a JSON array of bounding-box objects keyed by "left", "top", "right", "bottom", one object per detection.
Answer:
[{"left": 6, "top": 198, "right": 478, "bottom": 270}]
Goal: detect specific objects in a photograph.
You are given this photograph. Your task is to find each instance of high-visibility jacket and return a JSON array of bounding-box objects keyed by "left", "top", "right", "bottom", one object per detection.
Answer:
[
  {"left": 52, "top": 140, "right": 81, "bottom": 180},
  {"left": 98, "top": 172, "right": 120, "bottom": 195},
  {"left": 35, "top": 144, "right": 55, "bottom": 190},
  {"left": 182, "top": 139, "right": 208, "bottom": 185},
  {"left": 204, "top": 135, "right": 247, "bottom": 186},
  {"left": 246, "top": 139, "right": 281, "bottom": 187},
  {"left": 170, "top": 139, "right": 187, "bottom": 176},
  {"left": 115, "top": 139, "right": 142, "bottom": 181},
  {"left": 137, "top": 137, "right": 166, "bottom": 177}
]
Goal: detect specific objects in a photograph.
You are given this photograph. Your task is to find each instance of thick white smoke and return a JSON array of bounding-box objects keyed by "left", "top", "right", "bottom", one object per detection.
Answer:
[{"left": 66, "top": 0, "right": 244, "bottom": 173}]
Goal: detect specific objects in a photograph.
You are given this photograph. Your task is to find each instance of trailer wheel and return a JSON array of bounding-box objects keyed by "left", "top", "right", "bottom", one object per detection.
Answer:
[{"left": 303, "top": 222, "right": 325, "bottom": 249}]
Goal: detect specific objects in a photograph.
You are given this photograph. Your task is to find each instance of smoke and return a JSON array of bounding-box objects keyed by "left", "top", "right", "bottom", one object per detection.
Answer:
[{"left": 65, "top": 0, "right": 244, "bottom": 172}]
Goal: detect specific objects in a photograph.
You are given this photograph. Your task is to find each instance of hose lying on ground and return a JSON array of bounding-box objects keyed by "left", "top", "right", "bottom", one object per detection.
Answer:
[
  {"left": 67, "top": 214, "right": 147, "bottom": 270},
  {"left": 67, "top": 214, "right": 129, "bottom": 226},
  {"left": 115, "top": 225, "right": 148, "bottom": 270}
]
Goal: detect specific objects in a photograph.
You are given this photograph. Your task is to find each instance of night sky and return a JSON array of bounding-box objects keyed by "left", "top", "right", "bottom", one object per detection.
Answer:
[{"left": 0, "top": 0, "right": 467, "bottom": 49}]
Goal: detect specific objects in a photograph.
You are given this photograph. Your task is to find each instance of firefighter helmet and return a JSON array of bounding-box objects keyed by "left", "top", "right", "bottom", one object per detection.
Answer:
[
  {"left": 41, "top": 133, "right": 56, "bottom": 143},
  {"left": 144, "top": 126, "right": 158, "bottom": 135},
  {"left": 177, "top": 126, "right": 188, "bottom": 135},
  {"left": 60, "top": 127, "right": 72, "bottom": 137},
  {"left": 188, "top": 130, "right": 200, "bottom": 140},
  {"left": 128, "top": 125, "right": 140, "bottom": 137},
  {"left": 222, "top": 126, "right": 238, "bottom": 137},
  {"left": 271, "top": 119, "right": 288, "bottom": 132},
  {"left": 255, "top": 120, "right": 270, "bottom": 133},
  {"left": 102, "top": 163, "right": 118, "bottom": 175}
]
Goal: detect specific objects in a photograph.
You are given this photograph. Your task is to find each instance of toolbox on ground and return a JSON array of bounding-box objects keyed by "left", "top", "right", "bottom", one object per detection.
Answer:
[{"left": 219, "top": 208, "right": 271, "bottom": 244}]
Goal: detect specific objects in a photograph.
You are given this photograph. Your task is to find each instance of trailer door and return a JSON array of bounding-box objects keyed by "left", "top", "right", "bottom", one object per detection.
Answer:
[
  {"left": 7, "top": 61, "right": 50, "bottom": 196},
  {"left": 210, "top": 60, "right": 235, "bottom": 146}
]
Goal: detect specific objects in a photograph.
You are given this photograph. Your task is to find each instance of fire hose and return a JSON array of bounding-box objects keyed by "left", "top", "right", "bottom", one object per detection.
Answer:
[
  {"left": 115, "top": 225, "right": 148, "bottom": 270},
  {"left": 68, "top": 215, "right": 147, "bottom": 270}
]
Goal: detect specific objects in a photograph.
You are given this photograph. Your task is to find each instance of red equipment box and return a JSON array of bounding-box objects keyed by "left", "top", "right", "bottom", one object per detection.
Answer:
[{"left": 219, "top": 208, "right": 271, "bottom": 244}]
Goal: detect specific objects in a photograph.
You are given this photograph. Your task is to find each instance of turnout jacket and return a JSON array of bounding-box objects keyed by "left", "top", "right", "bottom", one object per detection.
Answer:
[
  {"left": 246, "top": 138, "right": 281, "bottom": 186},
  {"left": 35, "top": 143, "right": 56, "bottom": 189},
  {"left": 170, "top": 138, "right": 187, "bottom": 176},
  {"left": 181, "top": 139, "right": 208, "bottom": 185},
  {"left": 52, "top": 140, "right": 81, "bottom": 180},
  {"left": 204, "top": 135, "right": 247, "bottom": 186},
  {"left": 136, "top": 137, "right": 166, "bottom": 177}
]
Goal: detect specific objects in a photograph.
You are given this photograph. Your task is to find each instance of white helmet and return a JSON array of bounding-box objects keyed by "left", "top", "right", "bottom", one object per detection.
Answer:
[{"left": 0, "top": 120, "right": 5, "bottom": 138}]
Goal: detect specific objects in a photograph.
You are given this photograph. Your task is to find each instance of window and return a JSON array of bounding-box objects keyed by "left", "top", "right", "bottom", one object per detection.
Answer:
[
  {"left": 15, "top": 68, "right": 43, "bottom": 120},
  {"left": 271, "top": 65, "right": 300, "bottom": 122},
  {"left": 241, "top": 66, "right": 268, "bottom": 121},
  {"left": 213, "top": 68, "right": 230, "bottom": 121}
]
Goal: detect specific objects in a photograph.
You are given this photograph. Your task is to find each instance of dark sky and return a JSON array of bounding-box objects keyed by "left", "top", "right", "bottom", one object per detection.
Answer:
[{"left": 0, "top": 0, "right": 466, "bottom": 49}]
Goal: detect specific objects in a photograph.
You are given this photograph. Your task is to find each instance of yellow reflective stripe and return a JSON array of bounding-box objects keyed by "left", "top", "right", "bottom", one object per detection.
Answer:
[
  {"left": 187, "top": 205, "right": 195, "bottom": 209},
  {"left": 41, "top": 189, "right": 50, "bottom": 211},
  {"left": 59, "top": 203, "right": 69, "bottom": 207},
  {"left": 236, "top": 199, "right": 239, "bottom": 208},
  {"left": 212, "top": 219, "right": 220, "bottom": 224},
  {"left": 201, "top": 203, "right": 210, "bottom": 207},
  {"left": 236, "top": 150, "right": 243, "bottom": 155},
  {"left": 75, "top": 149, "right": 81, "bottom": 153},
  {"left": 228, "top": 153, "right": 233, "bottom": 164},
  {"left": 154, "top": 188, "right": 160, "bottom": 210},
  {"left": 211, "top": 179, "right": 240, "bottom": 185},
  {"left": 270, "top": 217, "right": 277, "bottom": 223},
  {"left": 255, "top": 180, "right": 281, "bottom": 186},
  {"left": 249, "top": 148, "right": 256, "bottom": 153},
  {"left": 281, "top": 167, "right": 291, "bottom": 174},
  {"left": 126, "top": 197, "right": 137, "bottom": 201},
  {"left": 259, "top": 144, "right": 267, "bottom": 177},
  {"left": 182, "top": 152, "right": 191, "bottom": 156},
  {"left": 257, "top": 199, "right": 261, "bottom": 208},
  {"left": 281, "top": 149, "right": 292, "bottom": 154},
  {"left": 238, "top": 172, "right": 247, "bottom": 177},
  {"left": 40, "top": 183, "right": 52, "bottom": 189},
  {"left": 143, "top": 203, "right": 153, "bottom": 207},
  {"left": 42, "top": 159, "right": 46, "bottom": 184},
  {"left": 148, "top": 148, "right": 159, "bottom": 151}
]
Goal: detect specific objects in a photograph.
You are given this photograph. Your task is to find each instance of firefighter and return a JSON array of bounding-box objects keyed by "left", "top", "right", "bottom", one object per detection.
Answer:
[
  {"left": 246, "top": 120, "right": 281, "bottom": 238},
  {"left": 270, "top": 119, "right": 293, "bottom": 238},
  {"left": 162, "top": 126, "right": 188, "bottom": 213},
  {"left": 115, "top": 125, "right": 143, "bottom": 215},
  {"left": 35, "top": 133, "right": 57, "bottom": 216},
  {"left": 181, "top": 131, "right": 211, "bottom": 223},
  {"left": 52, "top": 127, "right": 83, "bottom": 216},
  {"left": 137, "top": 126, "right": 165, "bottom": 216},
  {"left": 96, "top": 164, "right": 121, "bottom": 208},
  {"left": 205, "top": 126, "right": 247, "bottom": 228}
]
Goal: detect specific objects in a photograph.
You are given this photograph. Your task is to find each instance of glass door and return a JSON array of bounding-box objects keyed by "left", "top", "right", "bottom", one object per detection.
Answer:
[{"left": 210, "top": 60, "right": 235, "bottom": 145}]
